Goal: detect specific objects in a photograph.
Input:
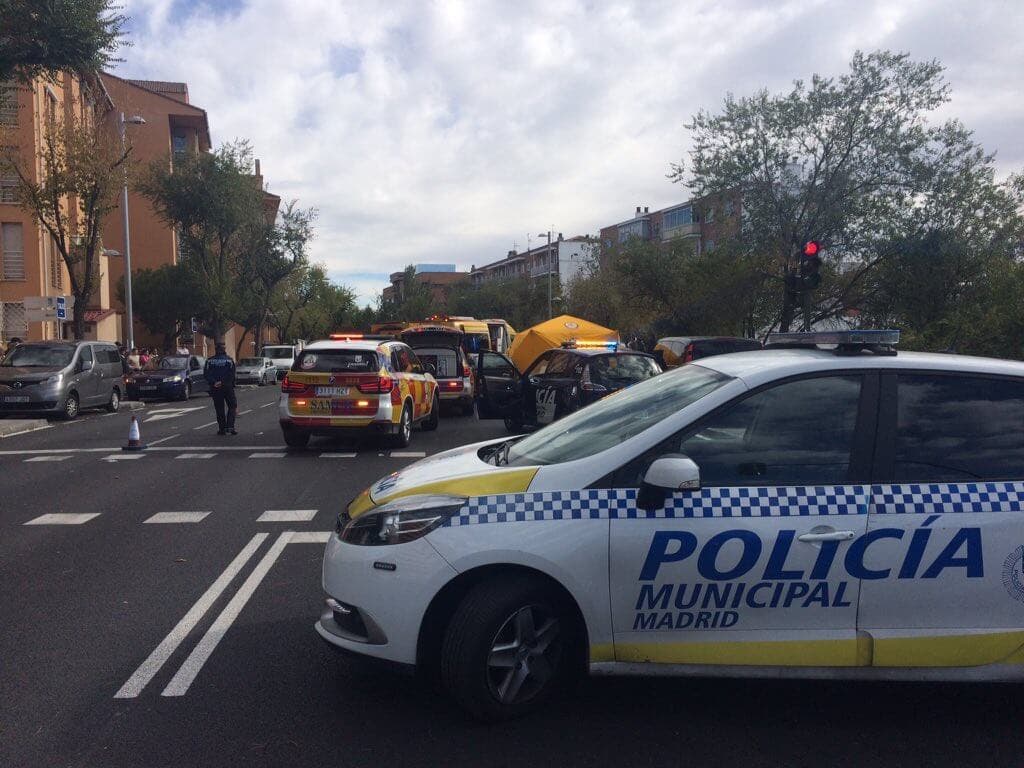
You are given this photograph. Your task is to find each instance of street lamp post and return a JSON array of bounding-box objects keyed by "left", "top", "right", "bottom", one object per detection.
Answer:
[
  {"left": 118, "top": 112, "right": 145, "bottom": 350},
  {"left": 536, "top": 231, "right": 553, "bottom": 318}
]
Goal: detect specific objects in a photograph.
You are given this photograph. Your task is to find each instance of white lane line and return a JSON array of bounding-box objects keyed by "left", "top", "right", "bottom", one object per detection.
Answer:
[
  {"left": 257, "top": 509, "right": 317, "bottom": 522},
  {"left": 24, "top": 455, "right": 72, "bottom": 463},
  {"left": 391, "top": 451, "right": 426, "bottom": 458},
  {"left": 249, "top": 452, "right": 286, "bottom": 459},
  {"left": 0, "top": 448, "right": 112, "bottom": 455},
  {"left": 192, "top": 421, "right": 219, "bottom": 431},
  {"left": 0, "top": 445, "right": 283, "bottom": 456},
  {"left": 1, "top": 424, "right": 52, "bottom": 438},
  {"left": 148, "top": 434, "right": 180, "bottom": 446},
  {"left": 144, "top": 406, "right": 204, "bottom": 424},
  {"left": 259, "top": 402, "right": 275, "bottom": 408},
  {"left": 237, "top": 409, "right": 253, "bottom": 416},
  {"left": 290, "top": 531, "right": 331, "bottom": 544},
  {"left": 103, "top": 453, "right": 145, "bottom": 461},
  {"left": 144, "top": 511, "right": 210, "bottom": 524},
  {"left": 161, "top": 532, "right": 292, "bottom": 697},
  {"left": 175, "top": 452, "right": 215, "bottom": 460},
  {"left": 24, "top": 513, "right": 100, "bottom": 525},
  {"left": 114, "top": 533, "right": 268, "bottom": 699},
  {"left": 319, "top": 452, "right": 356, "bottom": 458}
]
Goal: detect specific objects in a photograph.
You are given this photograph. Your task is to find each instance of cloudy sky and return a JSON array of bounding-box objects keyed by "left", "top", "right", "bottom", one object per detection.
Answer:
[{"left": 117, "top": 0, "right": 1024, "bottom": 306}]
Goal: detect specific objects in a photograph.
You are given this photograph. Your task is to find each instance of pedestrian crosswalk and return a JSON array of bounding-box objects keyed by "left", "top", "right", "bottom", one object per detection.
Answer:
[{"left": 24, "top": 509, "right": 328, "bottom": 526}]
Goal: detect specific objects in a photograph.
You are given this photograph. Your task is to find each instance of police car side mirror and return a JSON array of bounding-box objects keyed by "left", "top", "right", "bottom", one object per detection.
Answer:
[{"left": 638, "top": 454, "right": 701, "bottom": 510}]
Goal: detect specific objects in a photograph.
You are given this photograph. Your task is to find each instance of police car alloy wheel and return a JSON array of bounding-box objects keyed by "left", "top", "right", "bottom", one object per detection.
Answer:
[{"left": 441, "top": 575, "right": 573, "bottom": 722}]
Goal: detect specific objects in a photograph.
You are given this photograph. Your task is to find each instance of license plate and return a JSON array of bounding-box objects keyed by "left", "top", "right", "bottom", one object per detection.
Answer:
[
  {"left": 141, "top": 385, "right": 158, "bottom": 391},
  {"left": 2, "top": 395, "right": 29, "bottom": 403},
  {"left": 315, "top": 386, "right": 349, "bottom": 396}
]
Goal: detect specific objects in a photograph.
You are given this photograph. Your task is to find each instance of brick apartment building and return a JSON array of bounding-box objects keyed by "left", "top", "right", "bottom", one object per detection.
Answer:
[
  {"left": 382, "top": 264, "right": 469, "bottom": 306},
  {"left": 0, "top": 71, "right": 280, "bottom": 354},
  {"left": 469, "top": 234, "right": 597, "bottom": 289},
  {"left": 598, "top": 192, "right": 741, "bottom": 258},
  {"left": 0, "top": 71, "right": 105, "bottom": 344}
]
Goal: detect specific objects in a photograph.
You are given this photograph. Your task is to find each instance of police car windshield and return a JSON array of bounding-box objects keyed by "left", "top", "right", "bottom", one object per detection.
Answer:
[
  {"left": 588, "top": 353, "right": 662, "bottom": 386},
  {"left": 506, "top": 364, "right": 729, "bottom": 466}
]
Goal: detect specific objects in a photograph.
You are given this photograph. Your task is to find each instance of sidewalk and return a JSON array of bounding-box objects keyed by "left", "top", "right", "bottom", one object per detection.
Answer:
[{"left": 0, "top": 419, "right": 49, "bottom": 438}]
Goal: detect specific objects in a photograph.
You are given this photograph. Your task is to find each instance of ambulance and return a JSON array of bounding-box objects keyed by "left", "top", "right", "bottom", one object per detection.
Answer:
[{"left": 317, "top": 331, "right": 1024, "bottom": 720}]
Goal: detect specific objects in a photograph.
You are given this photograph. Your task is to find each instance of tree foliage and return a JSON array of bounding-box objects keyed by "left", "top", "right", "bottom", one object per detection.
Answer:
[
  {"left": 447, "top": 275, "right": 553, "bottom": 330},
  {"left": 2, "top": 102, "right": 127, "bottom": 339},
  {"left": 674, "top": 50, "right": 1024, "bottom": 336},
  {"left": 0, "top": 0, "right": 128, "bottom": 82},
  {"left": 270, "top": 263, "right": 357, "bottom": 343},
  {"left": 120, "top": 264, "right": 202, "bottom": 351}
]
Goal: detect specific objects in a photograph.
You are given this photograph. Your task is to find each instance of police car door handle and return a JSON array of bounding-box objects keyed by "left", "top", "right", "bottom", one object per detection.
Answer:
[{"left": 798, "top": 530, "right": 856, "bottom": 542}]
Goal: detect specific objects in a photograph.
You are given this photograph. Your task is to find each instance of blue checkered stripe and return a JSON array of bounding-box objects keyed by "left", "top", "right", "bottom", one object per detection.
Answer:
[
  {"left": 445, "top": 485, "right": 869, "bottom": 527},
  {"left": 872, "top": 482, "right": 1024, "bottom": 515}
]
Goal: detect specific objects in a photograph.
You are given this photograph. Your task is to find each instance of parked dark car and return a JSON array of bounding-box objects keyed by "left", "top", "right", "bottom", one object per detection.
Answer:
[
  {"left": 475, "top": 344, "right": 662, "bottom": 432},
  {"left": 125, "top": 354, "right": 208, "bottom": 401},
  {"left": 652, "top": 336, "right": 762, "bottom": 368}
]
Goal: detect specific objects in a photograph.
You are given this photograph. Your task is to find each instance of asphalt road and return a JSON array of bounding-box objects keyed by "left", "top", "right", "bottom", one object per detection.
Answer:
[{"left": 2, "top": 386, "right": 1023, "bottom": 768}]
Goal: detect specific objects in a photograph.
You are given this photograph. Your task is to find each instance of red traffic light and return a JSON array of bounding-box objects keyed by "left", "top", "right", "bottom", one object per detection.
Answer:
[{"left": 803, "top": 241, "right": 820, "bottom": 257}]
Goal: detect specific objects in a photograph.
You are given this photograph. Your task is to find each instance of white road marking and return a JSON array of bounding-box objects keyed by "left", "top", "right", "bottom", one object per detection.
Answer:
[
  {"left": 175, "top": 452, "right": 215, "bottom": 460},
  {"left": 320, "top": 452, "right": 356, "bottom": 458},
  {"left": 237, "top": 409, "right": 253, "bottom": 416},
  {"left": 0, "top": 445, "right": 294, "bottom": 456},
  {"left": 259, "top": 402, "right": 275, "bottom": 408},
  {"left": 144, "top": 406, "right": 204, "bottom": 423},
  {"left": 391, "top": 451, "right": 426, "bottom": 458},
  {"left": 192, "top": 421, "right": 219, "bottom": 431},
  {"left": 249, "top": 452, "right": 286, "bottom": 459},
  {"left": 24, "top": 455, "right": 72, "bottom": 462},
  {"left": 0, "top": 448, "right": 112, "bottom": 455},
  {"left": 0, "top": 424, "right": 52, "bottom": 438},
  {"left": 148, "top": 434, "right": 180, "bottom": 446},
  {"left": 161, "top": 532, "right": 293, "bottom": 696},
  {"left": 144, "top": 511, "right": 210, "bottom": 524},
  {"left": 257, "top": 509, "right": 317, "bottom": 522},
  {"left": 290, "top": 531, "right": 332, "bottom": 543},
  {"left": 103, "top": 453, "right": 145, "bottom": 461},
  {"left": 114, "top": 533, "right": 268, "bottom": 699},
  {"left": 24, "top": 513, "right": 100, "bottom": 525}
]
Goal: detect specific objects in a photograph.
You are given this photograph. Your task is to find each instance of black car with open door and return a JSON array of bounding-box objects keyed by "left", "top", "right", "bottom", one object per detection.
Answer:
[{"left": 476, "top": 342, "right": 662, "bottom": 432}]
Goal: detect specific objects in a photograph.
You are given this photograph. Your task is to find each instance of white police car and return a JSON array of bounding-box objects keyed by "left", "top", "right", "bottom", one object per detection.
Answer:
[{"left": 318, "top": 331, "right": 1024, "bottom": 721}]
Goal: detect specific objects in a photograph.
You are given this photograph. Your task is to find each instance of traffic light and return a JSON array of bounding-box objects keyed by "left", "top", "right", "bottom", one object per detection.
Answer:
[{"left": 800, "top": 240, "right": 822, "bottom": 289}]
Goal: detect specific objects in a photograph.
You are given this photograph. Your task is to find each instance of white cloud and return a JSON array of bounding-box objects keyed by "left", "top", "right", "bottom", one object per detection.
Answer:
[{"left": 118, "top": 0, "right": 1024, "bottom": 305}]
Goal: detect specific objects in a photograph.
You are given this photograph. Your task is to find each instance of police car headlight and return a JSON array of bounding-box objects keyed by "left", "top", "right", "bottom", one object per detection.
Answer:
[{"left": 336, "top": 494, "right": 467, "bottom": 546}]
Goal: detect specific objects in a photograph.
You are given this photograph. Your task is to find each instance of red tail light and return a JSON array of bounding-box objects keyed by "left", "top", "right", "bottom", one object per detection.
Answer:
[
  {"left": 281, "top": 375, "right": 308, "bottom": 394},
  {"left": 358, "top": 376, "right": 394, "bottom": 394},
  {"left": 446, "top": 380, "right": 464, "bottom": 391},
  {"left": 683, "top": 344, "right": 695, "bottom": 364}
]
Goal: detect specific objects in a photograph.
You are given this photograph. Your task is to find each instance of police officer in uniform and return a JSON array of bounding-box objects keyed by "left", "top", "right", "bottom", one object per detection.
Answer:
[{"left": 204, "top": 342, "right": 237, "bottom": 435}]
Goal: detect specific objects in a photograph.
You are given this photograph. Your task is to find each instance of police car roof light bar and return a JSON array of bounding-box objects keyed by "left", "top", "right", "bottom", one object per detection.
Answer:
[{"left": 765, "top": 329, "right": 900, "bottom": 356}]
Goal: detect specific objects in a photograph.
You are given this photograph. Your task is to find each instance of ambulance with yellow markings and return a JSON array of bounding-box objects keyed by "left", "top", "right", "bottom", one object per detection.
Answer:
[
  {"left": 318, "top": 331, "right": 1024, "bottom": 721},
  {"left": 279, "top": 336, "right": 438, "bottom": 449}
]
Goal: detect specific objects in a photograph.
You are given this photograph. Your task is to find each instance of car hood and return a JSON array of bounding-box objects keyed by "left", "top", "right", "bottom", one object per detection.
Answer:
[
  {"left": 0, "top": 366, "right": 63, "bottom": 383},
  {"left": 130, "top": 370, "right": 183, "bottom": 381},
  {"left": 348, "top": 439, "right": 538, "bottom": 517}
]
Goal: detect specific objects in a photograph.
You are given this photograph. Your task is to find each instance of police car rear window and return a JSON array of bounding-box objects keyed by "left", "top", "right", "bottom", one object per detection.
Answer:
[
  {"left": 296, "top": 350, "right": 380, "bottom": 373},
  {"left": 505, "top": 365, "right": 729, "bottom": 466}
]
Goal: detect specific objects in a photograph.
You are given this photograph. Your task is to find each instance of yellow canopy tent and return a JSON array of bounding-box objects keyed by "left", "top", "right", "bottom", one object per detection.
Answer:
[{"left": 506, "top": 315, "right": 619, "bottom": 372}]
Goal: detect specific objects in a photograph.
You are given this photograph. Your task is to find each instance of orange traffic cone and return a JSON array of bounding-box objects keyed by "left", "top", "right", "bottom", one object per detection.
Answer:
[{"left": 122, "top": 414, "right": 147, "bottom": 451}]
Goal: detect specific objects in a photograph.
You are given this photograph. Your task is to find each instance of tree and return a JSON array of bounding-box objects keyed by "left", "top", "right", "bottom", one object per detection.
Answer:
[
  {"left": 379, "top": 265, "right": 442, "bottom": 322},
  {"left": 269, "top": 263, "right": 357, "bottom": 343},
  {"left": 138, "top": 141, "right": 266, "bottom": 342},
  {"left": 447, "top": 276, "right": 551, "bottom": 330},
  {"left": 121, "top": 264, "right": 202, "bottom": 351},
  {"left": 674, "top": 50, "right": 1020, "bottom": 333},
  {"left": 233, "top": 201, "right": 316, "bottom": 354},
  {"left": 2, "top": 101, "right": 127, "bottom": 340},
  {"left": 0, "top": 0, "right": 128, "bottom": 82}
]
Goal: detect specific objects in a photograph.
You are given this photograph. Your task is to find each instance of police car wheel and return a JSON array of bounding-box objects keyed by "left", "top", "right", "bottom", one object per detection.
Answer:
[
  {"left": 441, "top": 575, "right": 569, "bottom": 722},
  {"left": 422, "top": 394, "right": 440, "bottom": 431}
]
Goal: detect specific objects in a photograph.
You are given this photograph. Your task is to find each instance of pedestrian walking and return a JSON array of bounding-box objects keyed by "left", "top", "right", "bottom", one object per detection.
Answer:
[{"left": 204, "top": 342, "right": 237, "bottom": 436}]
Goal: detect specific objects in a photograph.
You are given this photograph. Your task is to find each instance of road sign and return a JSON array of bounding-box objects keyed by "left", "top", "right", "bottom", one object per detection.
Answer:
[{"left": 56, "top": 296, "right": 66, "bottom": 320}]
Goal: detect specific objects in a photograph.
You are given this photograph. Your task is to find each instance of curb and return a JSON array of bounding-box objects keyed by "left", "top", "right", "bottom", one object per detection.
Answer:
[{"left": 0, "top": 419, "right": 49, "bottom": 438}]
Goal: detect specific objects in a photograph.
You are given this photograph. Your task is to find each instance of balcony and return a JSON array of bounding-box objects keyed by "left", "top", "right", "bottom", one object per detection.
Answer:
[{"left": 661, "top": 222, "right": 700, "bottom": 241}]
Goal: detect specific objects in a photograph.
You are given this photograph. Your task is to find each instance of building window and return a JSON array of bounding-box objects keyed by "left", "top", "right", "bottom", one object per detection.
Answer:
[
  {"left": 0, "top": 82, "right": 17, "bottom": 126},
  {"left": 0, "top": 173, "right": 17, "bottom": 203},
  {"left": 663, "top": 206, "right": 693, "bottom": 229},
  {"left": 724, "top": 199, "right": 736, "bottom": 217},
  {"left": 617, "top": 219, "right": 650, "bottom": 243},
  {"left": 1, "top": 222, "right": 24, "bottom": 279},
  {"left": 172, "top": 133, "right": 189, "bottom": 164},
  {"left": 705, "top": 239, "right": 715, "bottom": 252},
  {"left": 45, "top": 233, "right": 62, "bottom": 290},
  {"left": 0, "top": 301, "right": 28, "bottom": 341}
]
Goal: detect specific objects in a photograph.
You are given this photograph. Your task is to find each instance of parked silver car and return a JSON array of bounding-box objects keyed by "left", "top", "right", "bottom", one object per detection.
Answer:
[
  {"left": 236, "top": 357, "right": 277, "bottom": 386},
  {"left": 0, "top": 341, "right": 125, "bottom": 419}
]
